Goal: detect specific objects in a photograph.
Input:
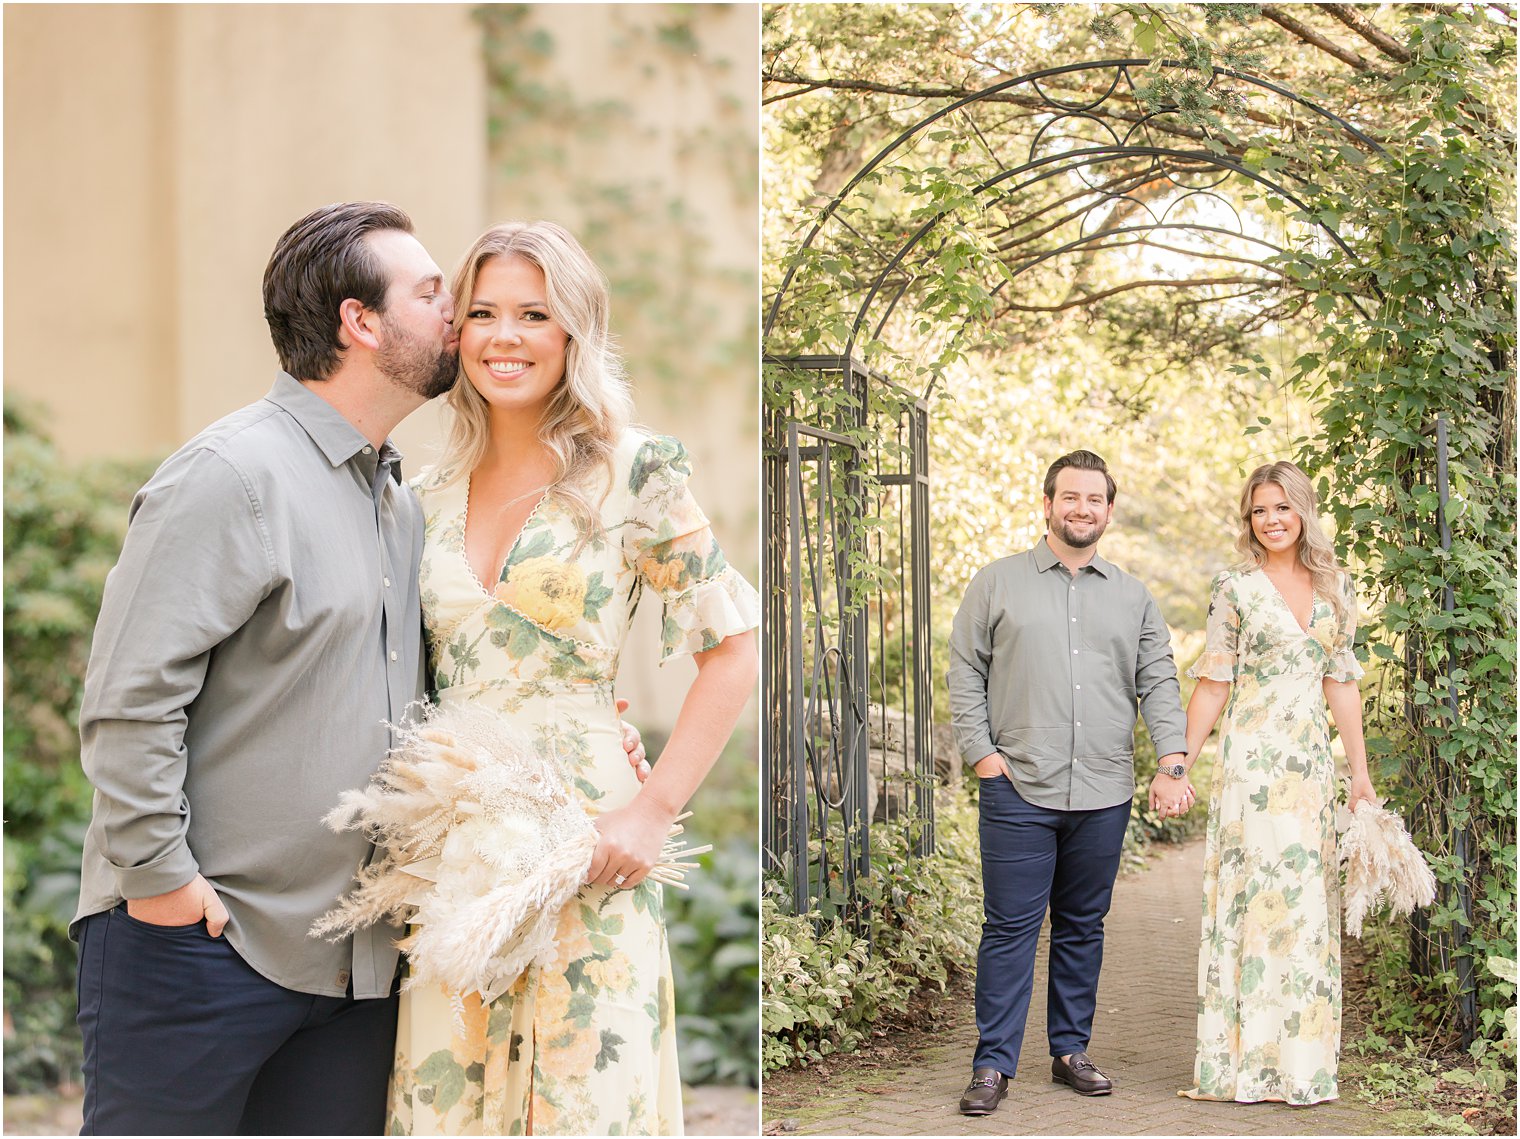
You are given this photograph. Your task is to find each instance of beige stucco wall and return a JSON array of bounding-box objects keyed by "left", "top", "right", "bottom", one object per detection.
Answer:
[
  {"left": 4, "top": 4, "right": 488, "bottom": 460},
  {"left": 5, "top": 4, "right": 758, "bottom": 735}
]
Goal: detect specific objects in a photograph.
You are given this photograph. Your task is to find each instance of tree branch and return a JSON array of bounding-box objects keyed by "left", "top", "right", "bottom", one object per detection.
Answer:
[
  {"left": 999, "top": 276, "right": 1279, "bottom": 313},
  {"left": 1258, "top": 5, "right": 1389, "bottom": 75},
  {"left": 763, "top": 68, "right": 1389, "bottom": 148},
  {"left": 1317, "top": 4, "right": 1412, "bottom": 64}
]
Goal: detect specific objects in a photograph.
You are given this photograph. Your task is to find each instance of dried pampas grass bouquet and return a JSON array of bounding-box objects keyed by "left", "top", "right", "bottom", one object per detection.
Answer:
[
  {"left": 1338, "top": 798, "right": 1437, "bottom": 938},
  {"left": 311, "top": 702, "right": 708, "bottom": 1003}
]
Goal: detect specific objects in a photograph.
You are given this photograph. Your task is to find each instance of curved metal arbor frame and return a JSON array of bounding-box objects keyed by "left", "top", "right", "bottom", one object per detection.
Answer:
[{"left": 763, "top": 60, "right": 1389, "bottom": 921}]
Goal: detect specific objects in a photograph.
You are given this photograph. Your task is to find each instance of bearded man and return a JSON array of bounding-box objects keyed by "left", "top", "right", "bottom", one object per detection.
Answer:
[{"left": 948, "top": 448, "right": 1191, "bottom": 1115}]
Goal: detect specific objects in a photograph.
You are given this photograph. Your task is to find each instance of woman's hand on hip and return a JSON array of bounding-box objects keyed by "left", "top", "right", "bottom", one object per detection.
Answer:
[
  {"left": 615, "top": 697, "right": 651, "bottom": 783},
  {"left": 586, "top": 794, "right": 678, "bottom": 889}
]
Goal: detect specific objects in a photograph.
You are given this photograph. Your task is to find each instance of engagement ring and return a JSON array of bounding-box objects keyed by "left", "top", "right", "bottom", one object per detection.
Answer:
[{"left": 613, "top": 873, "right": 627, "bottom": 886}]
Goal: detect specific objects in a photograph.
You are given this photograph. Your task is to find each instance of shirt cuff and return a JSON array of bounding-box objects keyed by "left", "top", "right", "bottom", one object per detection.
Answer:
[
  {"left": 113, "top": 843, "right": 200, "bottom": 901},
  {"left": 960, "top": 736, "right": 999, "bottom": 767},
  {"left": 1151, "top": 733, "right": 1189, "bottom": 760}
]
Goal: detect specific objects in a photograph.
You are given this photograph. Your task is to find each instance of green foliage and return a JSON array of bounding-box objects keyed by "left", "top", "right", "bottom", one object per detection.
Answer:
[
  {"left": 1265, "top": 9, "right": 1516, "bottom": 1050},
  {"left": 765, "top": 0, "right": 1516, "bottom": 1060},
  {"left": 667, "top": 751, "right": 760, "bottom": 1087},
  {"left": 3, "top": 401, "right": 157, "bottom": 1091},
  {"left": 761, "top": 784, "right": 981, "bottom": 1069}
]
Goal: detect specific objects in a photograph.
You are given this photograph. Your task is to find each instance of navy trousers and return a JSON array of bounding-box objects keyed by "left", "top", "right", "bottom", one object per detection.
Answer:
[
  {"left": 972, "top": 775, "right": 1131, "bottom": 1077},
  {"left": 76, "top": 906, "right": 398, "bottom": 1135}
]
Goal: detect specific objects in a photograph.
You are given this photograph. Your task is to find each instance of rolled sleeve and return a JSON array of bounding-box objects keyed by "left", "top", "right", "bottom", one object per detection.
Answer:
[
  {"left": 80, "top": 448, "right": 274, "bottom": 900},
  {"left": 947, "top": 568, "right": 998, "bottom": 766},
  {"left": 1135, "top": 589, "right": 1188, "bottom": 757}
]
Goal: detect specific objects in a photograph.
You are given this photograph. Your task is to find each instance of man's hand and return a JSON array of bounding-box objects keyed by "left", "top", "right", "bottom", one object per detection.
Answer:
[
  {"left": 126, "top": 873, "right": 229, "bottom": 937},
  {"left": 616, "top": 697, "right": 651, "bottom": 783},
  {"left": 1148, "top": 766, "right": 1195, "bottom": 818},
  {"left": 973, "top": 753, "right": 1011, "bottom": 780}
]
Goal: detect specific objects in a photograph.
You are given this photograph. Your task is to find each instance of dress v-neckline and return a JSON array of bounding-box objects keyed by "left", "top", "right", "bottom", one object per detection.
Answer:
[
  {"left": 1257, "top": 568, "right": 1316, "bottom": 637},
  {"left": 461, "top": 475, "right": 549, "bottom": 598}
]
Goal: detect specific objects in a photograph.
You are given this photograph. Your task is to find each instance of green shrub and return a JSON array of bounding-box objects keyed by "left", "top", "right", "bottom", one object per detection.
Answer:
[
  {"left": 3, "top": 400, "right": 157, "bottom": 1091},
  {"left": 667, "top": 746, "right": 760, "bottom": 1086},
  {"left": 761, "top": 782, "right": 982, "bottom": 1069}
]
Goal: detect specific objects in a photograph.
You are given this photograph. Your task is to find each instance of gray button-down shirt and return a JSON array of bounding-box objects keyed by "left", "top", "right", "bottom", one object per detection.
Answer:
[
  {"left": 74, "top": 373, "right": 426, "bottom": 998},
  {"left": 947, "top": 538, "right": 1187, "bottom": 811}
]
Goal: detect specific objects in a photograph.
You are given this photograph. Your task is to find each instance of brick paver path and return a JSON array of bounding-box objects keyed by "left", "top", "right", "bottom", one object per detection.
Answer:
[{"left": 766, "top": 841, "right": 1384, "bottom": 1136}]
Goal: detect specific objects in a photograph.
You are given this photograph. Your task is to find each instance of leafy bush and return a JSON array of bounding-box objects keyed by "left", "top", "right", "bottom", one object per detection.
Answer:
[
  {"left": 761, "top": 782, "right": 982, "bottom": 1069},
  {"left": 667, "top": 749, "right": 760, "bottom": 1086},
  {"left": 3, "top": 400, "right": 157, "bottom": 1091}
]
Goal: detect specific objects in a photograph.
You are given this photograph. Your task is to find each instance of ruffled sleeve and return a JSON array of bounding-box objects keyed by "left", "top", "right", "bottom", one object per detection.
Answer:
[
  {"left": 1325, "top": 572, "right": 1364, "bottom": 683},
  {"left": 622, "top": 434, "right": 759, "bottom": 664},
  {"left": 1187, "top": 571, "right": 1239, "bottom": 682}
]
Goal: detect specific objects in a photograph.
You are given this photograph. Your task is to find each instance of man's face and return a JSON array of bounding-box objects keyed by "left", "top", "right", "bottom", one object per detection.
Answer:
[
  {"left": 366, "top": 229, "right": 459, "bottom": 400},
  {"left": 1043, "top": 468, "right": 1114, "bottom": 550}
]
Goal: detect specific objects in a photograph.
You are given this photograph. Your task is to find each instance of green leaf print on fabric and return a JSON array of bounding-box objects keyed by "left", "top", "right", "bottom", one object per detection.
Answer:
[
  {"left": 568, "top": 990, "right": 597, "bottom": 1028},
  {"left": 582, "top": 570, "right": 613, "bottom": 619},
  {"left": 414, "top": 1050, "right": 467, "bottom": 1114},
  {"left": 1240, "top": 957, "right": 1266, "bottom": 995},
  {"left": 486, "top": 1001, "right": 513, "bottom": 1044},
  {"left": 506, "top": 525, "right": 556, "bottom": 573},
  {"left": 595, "top": 1029, "right": 625, "bottom": 1071},
  {"left": 628, "top": 436, "right": 688, "bottom": 495}
]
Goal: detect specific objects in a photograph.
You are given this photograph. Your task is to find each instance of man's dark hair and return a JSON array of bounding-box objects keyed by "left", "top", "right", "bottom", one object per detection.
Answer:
[
  {"left": 262, "top": 201, "right": 414, "bottom": 381},
  {"left": 1043, "top": 449, "right": 1117, "bottom": 503}
]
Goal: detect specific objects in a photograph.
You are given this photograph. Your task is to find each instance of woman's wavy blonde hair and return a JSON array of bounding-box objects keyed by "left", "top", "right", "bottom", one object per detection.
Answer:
[
  {"left": 436, "top": 221, "right": 632, "bottom": 535},
  {"left": 1234, "top": 460, "right": 1349, "bottom": 626}
]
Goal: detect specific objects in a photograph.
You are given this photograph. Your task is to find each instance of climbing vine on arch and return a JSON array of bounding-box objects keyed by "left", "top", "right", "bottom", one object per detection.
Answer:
[{"left": 764, "top": 1, "right": 1515, "bottom": 1061}]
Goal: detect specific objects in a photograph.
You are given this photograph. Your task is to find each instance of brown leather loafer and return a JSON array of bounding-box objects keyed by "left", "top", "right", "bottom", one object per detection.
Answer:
[
  {"left": 1052, "top": 1051, "right": 1113, "bottom": 1095},
  {"left": 958, "top": 1068, "right": 1009, "bottom": 1114}
]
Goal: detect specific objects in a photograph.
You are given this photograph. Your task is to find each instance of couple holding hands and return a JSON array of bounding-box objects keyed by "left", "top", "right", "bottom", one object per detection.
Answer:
[{"left": 951, "top": 448, "right": 1376, "bottom": 1113}]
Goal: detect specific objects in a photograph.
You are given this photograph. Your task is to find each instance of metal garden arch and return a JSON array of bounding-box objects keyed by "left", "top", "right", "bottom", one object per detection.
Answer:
[{"left": 762, "top": 57, "right": 1386, "bottom": 910}]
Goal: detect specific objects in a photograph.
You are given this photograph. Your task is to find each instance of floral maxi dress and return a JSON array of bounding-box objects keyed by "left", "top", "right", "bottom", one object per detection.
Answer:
[
  {"left": 388, "top": 431, "right": 759, "bottom": 1135},
  {"left": 1181, "top": 569, "right": 1362, "bottom": 1106}
]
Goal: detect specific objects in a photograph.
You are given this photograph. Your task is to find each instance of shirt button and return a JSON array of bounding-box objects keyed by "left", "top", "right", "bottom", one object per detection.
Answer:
[
  {"left": 384, "top": 577, "right": 392, "bottom": 587},
  {"left": 1075, "top": 685, "right": 1081, "bottom": 690},
  {"left": 390, "top": 650, "right": 398, "bottom": 661},
  {"left": 336, "top": 970, "right": 350, "bottom": 987},
  {"left": 361, "top": 445, "right": 373, "bottom": 455},
  {"left": 1072, "top": 649, "right": 1079, "bottom": 655},
  {"left": 1076, "top": 721, "right": 1083, "bottom": 727}
]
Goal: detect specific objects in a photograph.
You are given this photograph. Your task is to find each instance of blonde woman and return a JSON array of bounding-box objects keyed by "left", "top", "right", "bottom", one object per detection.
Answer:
[
  {"left": 389, "top": 222, "right": 758, "bottom": 1134},
  {"left": 1161, "top": 461, "right": 1376, "bottom": 1105}
]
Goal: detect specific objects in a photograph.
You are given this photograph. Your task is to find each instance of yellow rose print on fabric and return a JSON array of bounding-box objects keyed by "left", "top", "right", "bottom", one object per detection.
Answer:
[
  {"left": 392, "top": 431, "right": 758, "bottom": 1135},
  {"left": 1181, "top": 569, "right": 1362, "bottom": 1106},
  {"left": 493, "top": 556, "right": 588, "bottom": 632}
]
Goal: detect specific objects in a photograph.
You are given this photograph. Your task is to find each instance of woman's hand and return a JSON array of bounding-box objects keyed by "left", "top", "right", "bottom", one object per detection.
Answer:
[
  {"left": 1148, "top": 768, "right": 1195, "bottom": 818},
  {"left": 1348, "top": 773, "right": 1378, "bottom": 814},
  {"left": 586, "top": 795, "right": 678, "bottom": 890},
  {"left": 615, "top": 697, "right": 651, "bottom": 783}
]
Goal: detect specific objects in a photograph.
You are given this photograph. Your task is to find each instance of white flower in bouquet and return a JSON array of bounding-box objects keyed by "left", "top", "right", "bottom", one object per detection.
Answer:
[
  {"left": 1337, "top": 798, "right": 1438, "bottom": 938},
  {"left": 311, "top": 702, "right": 706, "bottom": 1003}
]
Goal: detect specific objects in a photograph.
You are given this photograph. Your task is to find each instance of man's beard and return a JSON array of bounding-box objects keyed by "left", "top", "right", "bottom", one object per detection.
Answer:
[
  {"left": 377, "top": 317, "right": 459, "bottom": 400},
  {"left": 1051, "top": 516, "right": 1106, "bottom": 549}
]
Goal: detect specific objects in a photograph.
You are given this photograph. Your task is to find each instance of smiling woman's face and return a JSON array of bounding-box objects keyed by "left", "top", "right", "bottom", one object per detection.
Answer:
[
  {"left": 459, "top": 255, "right": 569, "bottom": 420},
  {"left": 1249, "top": 482, "right": 1303, "bottom": 555}
]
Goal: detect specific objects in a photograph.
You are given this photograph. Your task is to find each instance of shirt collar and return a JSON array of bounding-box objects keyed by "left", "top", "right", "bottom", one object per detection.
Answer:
[
  {"left": 264, "top": 372, "right": 404, "bottom": 480},
  {"left": 1032, "top": 535, "right": 1113, "bottom": 578}
]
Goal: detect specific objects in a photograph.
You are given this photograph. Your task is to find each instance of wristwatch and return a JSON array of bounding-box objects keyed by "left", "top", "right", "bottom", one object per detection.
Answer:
[{"left": 1157, "top": 761, "right": 1186, "bottom": 778}]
